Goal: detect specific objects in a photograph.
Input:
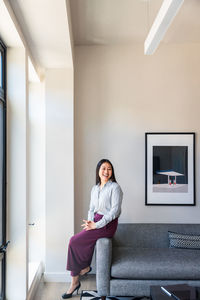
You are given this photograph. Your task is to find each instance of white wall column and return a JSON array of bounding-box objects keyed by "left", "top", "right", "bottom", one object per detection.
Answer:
[
  {"left": 28, "top": 81, "right": 45, "bottom": 287},
  {"left": 6, "top": 47, "right": 29, "bottom": 300},
  {"left": 44, "top": 68, "right": 74, "bottom": 282}
]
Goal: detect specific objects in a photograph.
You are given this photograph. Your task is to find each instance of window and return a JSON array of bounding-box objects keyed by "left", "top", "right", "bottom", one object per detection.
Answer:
[
  {"left": 0, "top": 51, "right": 2, "bottom": 88},
  {"left": 0, "top": 39, "right": 6, "bottom": 300}
]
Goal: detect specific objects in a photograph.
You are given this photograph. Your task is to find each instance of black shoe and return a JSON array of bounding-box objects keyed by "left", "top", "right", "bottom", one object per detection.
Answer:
[
  {"left": 62, "top": 282, "right": 81, "bottom": 299},
  {"left": 80, "top": 266, "right": 92, "bottom": 276}
]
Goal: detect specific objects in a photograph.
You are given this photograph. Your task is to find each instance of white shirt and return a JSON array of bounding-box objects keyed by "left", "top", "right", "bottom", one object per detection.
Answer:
[{"left": 88, "top": 180, "right": 123, "bottom": 229}]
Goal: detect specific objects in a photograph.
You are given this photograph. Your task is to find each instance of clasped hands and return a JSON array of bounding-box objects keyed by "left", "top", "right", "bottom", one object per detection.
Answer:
[{"left": 81, "top": 220, "right": 96, "bottom": 231}]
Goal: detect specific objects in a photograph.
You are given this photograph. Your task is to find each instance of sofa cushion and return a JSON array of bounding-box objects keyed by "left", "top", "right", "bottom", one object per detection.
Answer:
[
  {"left": 113, "top": 224, "right": 200, "bottom": 248},
  {"left": 111, "top": 247, "right": 200, "bottom": 280},
  {"left": 168, "top": 231, "right": 200, "bottom": 249}
]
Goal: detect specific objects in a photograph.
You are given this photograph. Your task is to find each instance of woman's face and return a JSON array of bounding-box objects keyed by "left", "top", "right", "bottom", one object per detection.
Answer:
[{"left": 99, "top": 162, "right": 112, "bottom": 184}]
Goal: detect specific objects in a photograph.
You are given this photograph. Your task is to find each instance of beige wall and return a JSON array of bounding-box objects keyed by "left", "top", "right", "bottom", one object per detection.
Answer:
[{"left": 74, "top": 44, "right": 200, "bottom": 232}]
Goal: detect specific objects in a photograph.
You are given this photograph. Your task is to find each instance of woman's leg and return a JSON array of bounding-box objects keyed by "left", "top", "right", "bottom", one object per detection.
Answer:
[
  {"left": 66, "top": 275, "right": 79, "bottom": 294},
  {"left": 67, "top": 229, "right": 100, "bottom": 276},
  {"left": 79, "top": 266, "right": 90, "bottom": 276},
  {"left": 66, "top": 215, "right": 118, "bottom": 277}
]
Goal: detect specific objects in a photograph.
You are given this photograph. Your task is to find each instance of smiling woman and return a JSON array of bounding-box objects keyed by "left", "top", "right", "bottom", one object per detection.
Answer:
[
  {"left": 97, "top": 159, "right": 116, "bottom": 186},
  {"left": 62, "top": 159, "right": 123, "bottom": 299}
]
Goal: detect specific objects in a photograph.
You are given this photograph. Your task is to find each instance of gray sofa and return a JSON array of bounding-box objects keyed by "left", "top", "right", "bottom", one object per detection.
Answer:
[{"left": 96, "top": 223, "right": 200, "bottom": 297}]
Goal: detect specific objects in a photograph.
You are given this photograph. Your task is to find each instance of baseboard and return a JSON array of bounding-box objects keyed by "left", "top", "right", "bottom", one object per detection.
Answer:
[
  {"left": 27, "top": 262, "right": 44, "bottom": 300},
  {"left": 43, "top": 272, "right": 71, "bottom": 282}
]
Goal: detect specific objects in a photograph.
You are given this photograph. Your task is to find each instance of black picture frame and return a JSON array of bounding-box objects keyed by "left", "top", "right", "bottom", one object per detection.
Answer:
[{"left": 145, "top": 132, "right": 195, "bottom": 206}]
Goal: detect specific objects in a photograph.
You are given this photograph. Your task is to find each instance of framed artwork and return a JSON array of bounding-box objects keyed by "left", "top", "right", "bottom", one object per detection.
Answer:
[{"left": 145, "top": 132, "right": 195, "bottom": 206}]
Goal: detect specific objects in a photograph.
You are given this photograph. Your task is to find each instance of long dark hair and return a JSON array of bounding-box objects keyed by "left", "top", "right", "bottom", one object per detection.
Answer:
[{"left": 96, "top": 159, "right": 117, "bottom": 185}]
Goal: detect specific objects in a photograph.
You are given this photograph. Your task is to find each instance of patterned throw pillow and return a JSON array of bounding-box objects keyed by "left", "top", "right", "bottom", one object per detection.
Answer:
[{"left": 168, "top": 231, "right": 200, "bottom": 249}]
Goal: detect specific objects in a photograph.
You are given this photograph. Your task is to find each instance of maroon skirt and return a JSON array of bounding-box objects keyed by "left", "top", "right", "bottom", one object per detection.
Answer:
[{"left": 66, "top": 213, "right": 118, "bottom": 276}]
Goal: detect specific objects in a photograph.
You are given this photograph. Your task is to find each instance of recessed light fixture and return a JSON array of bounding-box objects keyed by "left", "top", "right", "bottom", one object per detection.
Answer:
[{"left": 144, "top": 0, "right": 184, "bottom": 55}]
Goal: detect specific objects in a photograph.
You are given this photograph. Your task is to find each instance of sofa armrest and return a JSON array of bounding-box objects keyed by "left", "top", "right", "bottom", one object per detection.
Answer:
[{"left": 96, "top": 238, "right": 112, "bottom": 296}]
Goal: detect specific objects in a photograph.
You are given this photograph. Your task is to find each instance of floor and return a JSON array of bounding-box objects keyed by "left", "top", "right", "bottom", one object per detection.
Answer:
[
  {"left": 33, "top": 275, "right": 96, "bottom": 300},
  {"left": 33, "top": 275, "right": 150, "bottom": 300}
]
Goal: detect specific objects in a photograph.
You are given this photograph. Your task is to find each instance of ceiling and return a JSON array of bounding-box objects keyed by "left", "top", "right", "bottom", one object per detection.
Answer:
[
  {"left": 5, "top": 0, "right": 200, "bottom": 70},
  {"left": 69, "top": 0, "right": 200, "bottom": 46},
  {"left": 7, "top": 0, "right": 73, "bottom": 68}
]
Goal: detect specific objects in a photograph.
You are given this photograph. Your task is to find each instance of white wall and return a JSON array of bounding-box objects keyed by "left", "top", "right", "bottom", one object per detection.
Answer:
[
  {"left": 74, "top": 44, "right": 200, "bottom": 232},
  {"left": 3, "top": 0, "right": 74, "bottom": 290},
  {"left": 6, "top": 48, "right": 46, "bottom": 299},
  {"left": 28, "top": 82, "right": 45, "bottom": 266},
  {"left": 7, "top": 47, "right": 28, "bottom": 300},
  {"left": 45, "top": 68, "right": 74, "bottom": 282}
]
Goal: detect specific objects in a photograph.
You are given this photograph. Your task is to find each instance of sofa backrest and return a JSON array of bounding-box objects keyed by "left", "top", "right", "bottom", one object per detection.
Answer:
[{"left": 113, "top": 223, "right": 200, "bottom": 248}]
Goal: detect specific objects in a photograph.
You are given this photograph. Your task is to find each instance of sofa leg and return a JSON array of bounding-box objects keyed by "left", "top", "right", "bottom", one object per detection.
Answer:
[{"left": 101, "top": 297, "right": 106, "bottom": 300}]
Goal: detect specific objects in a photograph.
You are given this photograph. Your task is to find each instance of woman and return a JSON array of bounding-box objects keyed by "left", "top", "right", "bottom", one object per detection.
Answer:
[{"left": 62, "top": 159, "right": 123, "bottom": 299}]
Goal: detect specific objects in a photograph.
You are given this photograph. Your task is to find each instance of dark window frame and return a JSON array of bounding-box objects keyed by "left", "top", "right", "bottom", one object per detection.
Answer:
[
  {"left": 0, "top": 41, "right": 6, "bottom": 101},
  {"left": 0, "top": 38, "right": 7, "bottom": 300}
]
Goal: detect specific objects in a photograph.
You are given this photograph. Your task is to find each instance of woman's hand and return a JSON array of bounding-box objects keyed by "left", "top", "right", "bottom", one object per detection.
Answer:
[{"left": 81, "top": 220, "right": 96, "bottom": 231}]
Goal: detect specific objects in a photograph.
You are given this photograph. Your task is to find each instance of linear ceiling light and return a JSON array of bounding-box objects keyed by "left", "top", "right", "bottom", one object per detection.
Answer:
[{"left": 144, "top": 0, "right": 184, "bottom": 55}]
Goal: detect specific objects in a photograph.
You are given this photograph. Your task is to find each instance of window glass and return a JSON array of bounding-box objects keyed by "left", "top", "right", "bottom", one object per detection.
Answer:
[
  {"left": 0, "top": 52, "right": 2, "bottom": 88},
  {"left": 0, "top": 101, "right": 3, "bottom": 244},
  {"left": 0, "top": 261, "right": 2, "bottom": 297}
]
